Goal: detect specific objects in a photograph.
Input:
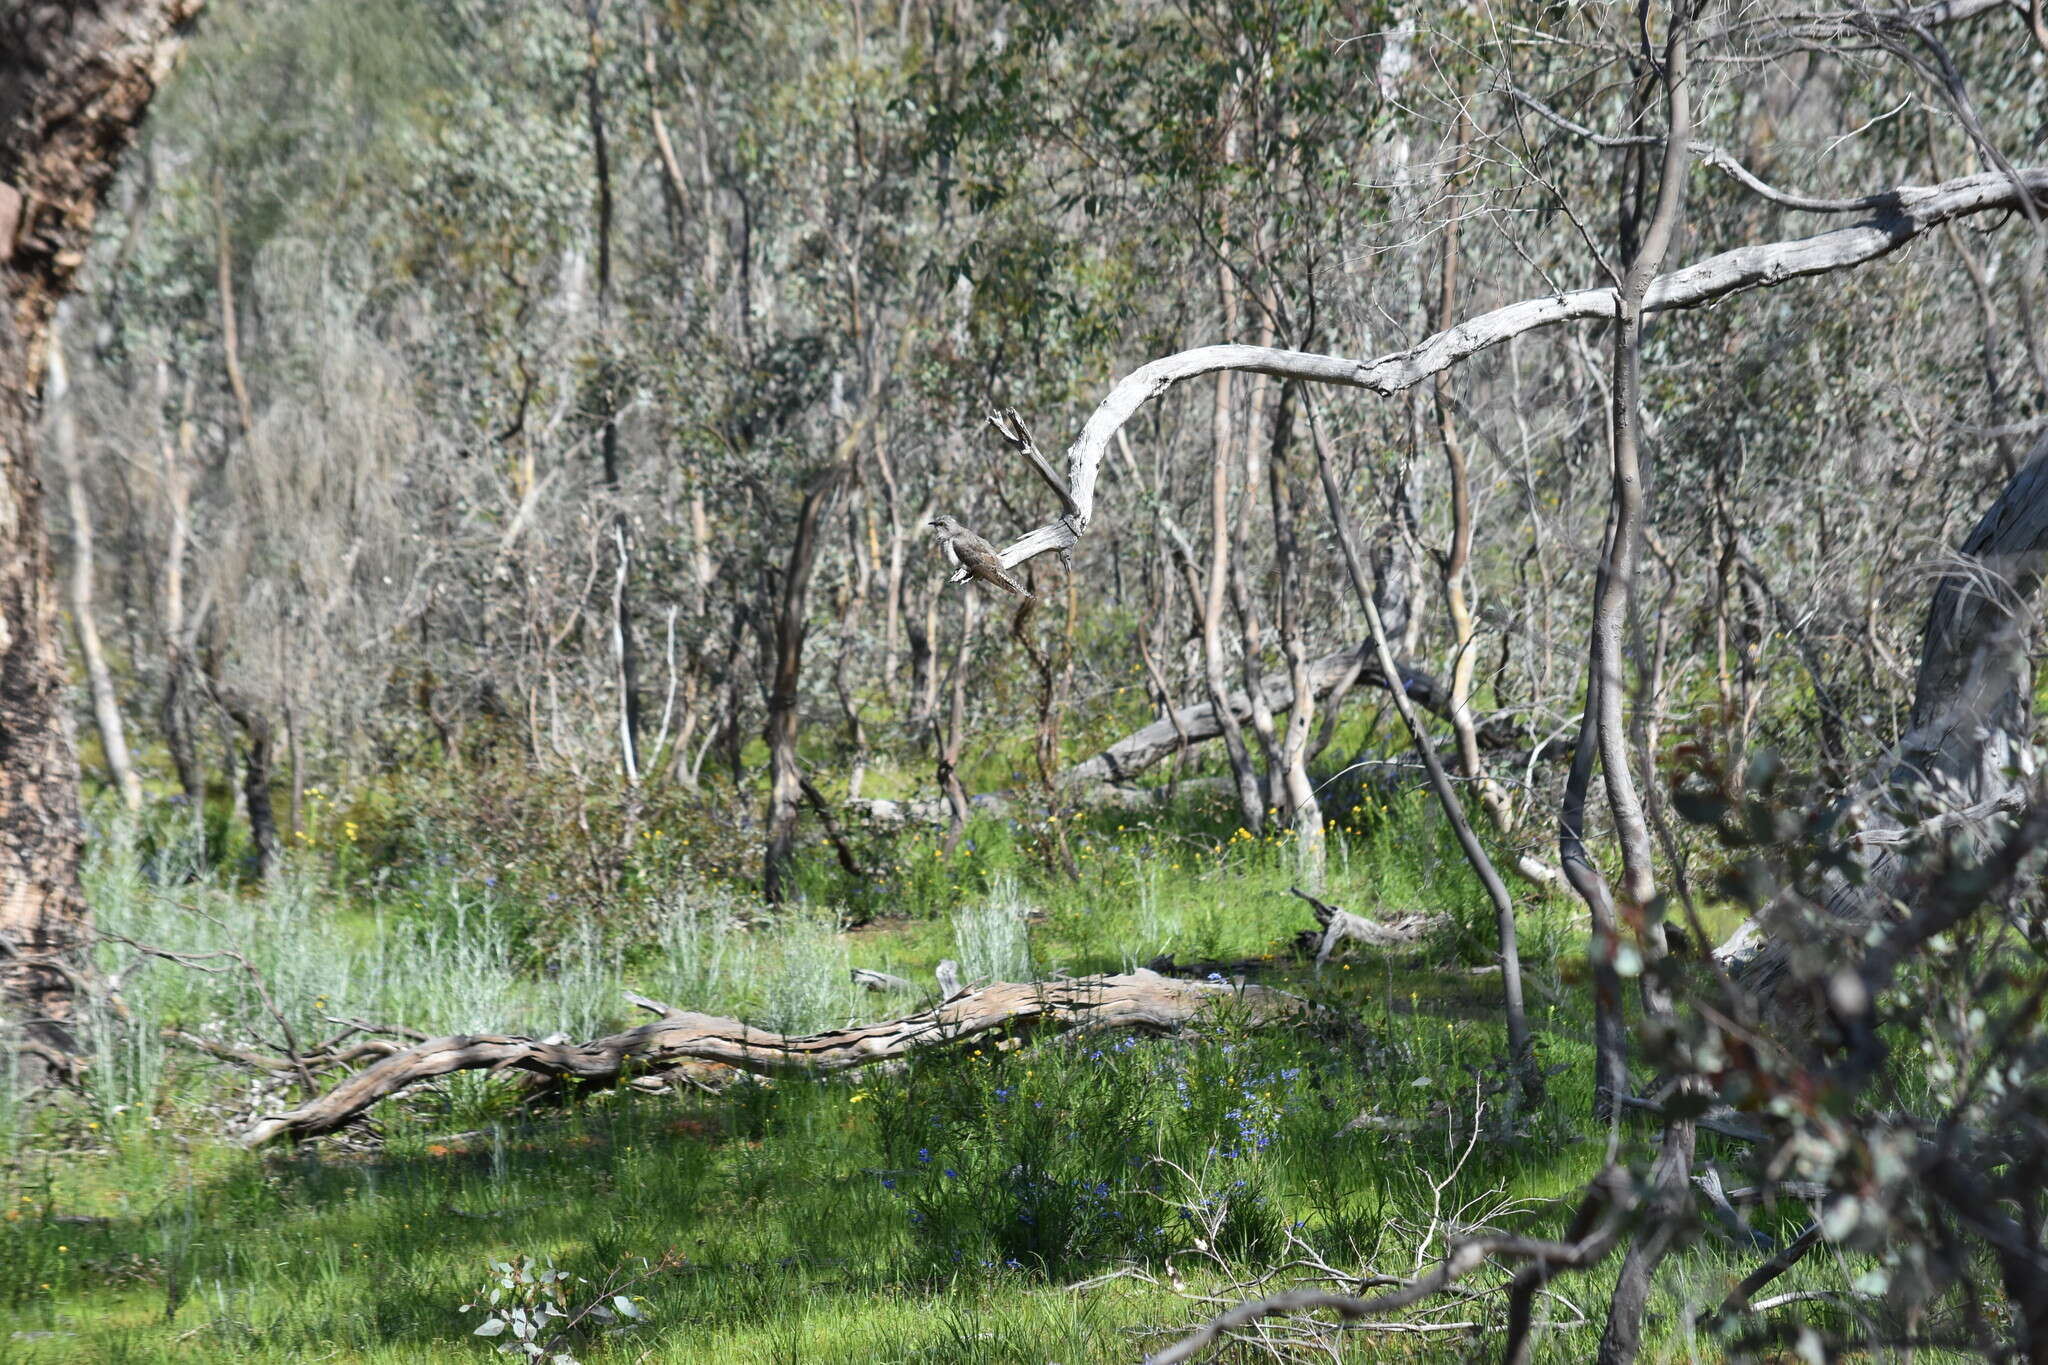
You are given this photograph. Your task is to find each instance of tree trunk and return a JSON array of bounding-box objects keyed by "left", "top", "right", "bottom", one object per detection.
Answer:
[
  {"left": 586, "top": 2, "right": 640, "bottom": 771},
  {"left": 762, "top": 469, "right": 840, "bottom": 903},
  {"left": 1718, "top": 431, "right": 2048, "bottom": 1000},
  {"left": 155, "top": 362, "right": 200, "bottom": 803},
  {"left": 211, "top": 167, "right": 254, "bottom": 442},
  {"left": 239, "top": 969, "right": 1301, "bottom": 1147},
  {"left": 1021, "top": 562, "right": 1081, "bottom": 876},
  {"left": 911, "top": 584, "right": 939, "bottom": 728},
  {"left": 0, "top": 0, "right": 202, "bottom": 1080},
  {"left": 1266, "top": 387, "right": 1323, "bottom": 887},
  {"left": 936, "top": 589, "right": 974, "bottom": 852},
  {"left": 1201, "top": 251, "right": 1262, "bottom": 831},
  {"left": 1432, "top": 115, "right": 1557, "bottom": 888},
  {"left": 213, "top": 683, "right": 278, "bottom": 881},
  {"left": 1308, "top": 398, "right": 1541, "bottom": 1106},
  {"left": 50, "top": 320, "right": 142, "bottom": 811},
  {"left": 1559, "top": 24, "right": 1693, "bottom": 1131}
]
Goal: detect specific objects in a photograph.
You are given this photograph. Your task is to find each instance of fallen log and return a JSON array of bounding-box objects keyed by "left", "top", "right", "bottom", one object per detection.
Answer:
[
  {"left": 1064, "top": 645, "right": 1540, "bottom": 788},
  {"left": 238, "top": 970, "right": 1301, "bottom": 1147},
  {"left": 845, "top": 778, "right": 1237, "bottom": 828}
]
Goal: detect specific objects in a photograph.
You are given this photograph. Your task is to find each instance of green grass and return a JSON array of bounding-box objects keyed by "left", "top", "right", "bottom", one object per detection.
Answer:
[{"left": 0, "top": 792, "right": 1870, "bottom": 1363}]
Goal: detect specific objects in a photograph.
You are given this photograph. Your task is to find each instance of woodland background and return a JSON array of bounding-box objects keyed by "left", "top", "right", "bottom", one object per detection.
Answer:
[{"left": 2, "top": 0, "right": 2047, "bottom": 1361}]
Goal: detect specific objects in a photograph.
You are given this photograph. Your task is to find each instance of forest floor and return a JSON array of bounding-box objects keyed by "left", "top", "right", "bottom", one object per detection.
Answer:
[{"left": 0, "top": 788, "right": 1852, "bottom": 1364}]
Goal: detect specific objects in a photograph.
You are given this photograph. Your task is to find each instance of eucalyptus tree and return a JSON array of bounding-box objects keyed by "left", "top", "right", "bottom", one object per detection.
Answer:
[{"left": 0, "top": 0, "right": 203, "bottom": 1079}]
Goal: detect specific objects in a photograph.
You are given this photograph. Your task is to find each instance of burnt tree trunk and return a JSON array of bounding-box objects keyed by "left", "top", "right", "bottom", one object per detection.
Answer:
[
  {"left": 0, "top": 0, "right": 202, "bottom": 1081},
  {"left": 209, "top": 681, "right": 278, "bottom": 881},
  {"left": 761, "top": 469, "right": 840, "bottom": 903}
]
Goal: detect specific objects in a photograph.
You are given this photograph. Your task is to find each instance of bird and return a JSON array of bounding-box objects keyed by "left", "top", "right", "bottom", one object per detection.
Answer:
[{"left": 928, "top": 515, "right": 1032, "bottom": 599}]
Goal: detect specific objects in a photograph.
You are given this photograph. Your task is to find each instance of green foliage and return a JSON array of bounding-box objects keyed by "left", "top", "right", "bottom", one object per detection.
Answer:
[{"left": 1, "top": 785, "right": 1794, "bottom": 1363}]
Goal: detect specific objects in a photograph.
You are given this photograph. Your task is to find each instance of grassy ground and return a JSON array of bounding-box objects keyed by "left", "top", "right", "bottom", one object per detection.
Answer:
[{"left": 1, "top": 787, "right": 1853, "bottom": 1364}]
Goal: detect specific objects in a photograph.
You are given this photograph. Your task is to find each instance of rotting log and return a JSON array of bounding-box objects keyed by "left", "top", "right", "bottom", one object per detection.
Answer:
[{"left": 238, "top": 970, "right": 1300, "bottom": 1147}]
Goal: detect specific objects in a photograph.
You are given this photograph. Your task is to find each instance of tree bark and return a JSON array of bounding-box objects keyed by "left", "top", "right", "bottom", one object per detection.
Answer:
[
  {"left": 762, "top": 468, "right": 841, "bottom": 903},
  {"left": 0, "top": 0, "right": 202, "bottom": 1081}
]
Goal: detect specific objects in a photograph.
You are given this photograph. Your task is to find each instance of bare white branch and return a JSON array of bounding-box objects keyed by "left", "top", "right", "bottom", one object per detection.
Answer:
[{"left": 987, "top": 166, "right": 2048, "bottom": 575}]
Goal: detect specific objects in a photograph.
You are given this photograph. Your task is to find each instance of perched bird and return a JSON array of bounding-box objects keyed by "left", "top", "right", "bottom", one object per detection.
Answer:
[{"left": 928, "top": 515, "right": 1032, "bottom": 599}]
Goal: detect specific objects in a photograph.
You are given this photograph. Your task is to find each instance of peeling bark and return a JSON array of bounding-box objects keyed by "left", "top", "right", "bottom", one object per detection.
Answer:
[{"left": 0, "top": 0, "right": 203, "bottom": 1079}]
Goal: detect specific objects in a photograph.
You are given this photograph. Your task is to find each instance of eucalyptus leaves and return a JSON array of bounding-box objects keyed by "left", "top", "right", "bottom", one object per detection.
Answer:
[{"left": 460, "top": 1255, "right": 647, "bottom": 1364}]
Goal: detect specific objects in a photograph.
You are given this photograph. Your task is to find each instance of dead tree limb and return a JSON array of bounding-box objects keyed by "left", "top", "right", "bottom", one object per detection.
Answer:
[
  {"left": 238, "top": 970, "right": 1300, "bottom": 1147},
  {"left": 1287, "top": 887, "right": 1444, "bottom": 964},
  {"left": 1703, "top": 1221, "right": 1824, "bottom": 1326},
  {"left": 979, "top": 166, "right": 2048, "bottom": 578},
  {"left": 1144, "top": 1169, "right": 1632, "bottom": 1365},
  {"left": 1064, "top": 644, "right": 1541, "bottom": 788}
]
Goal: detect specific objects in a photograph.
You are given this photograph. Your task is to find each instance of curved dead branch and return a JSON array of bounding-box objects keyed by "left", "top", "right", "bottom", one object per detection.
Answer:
[
  {"left": 982, "top": 165, "right": 2048, "bottom": 577},
  {"left": 238, "top": 970, "right": 1300, "bottom": 1147}
]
